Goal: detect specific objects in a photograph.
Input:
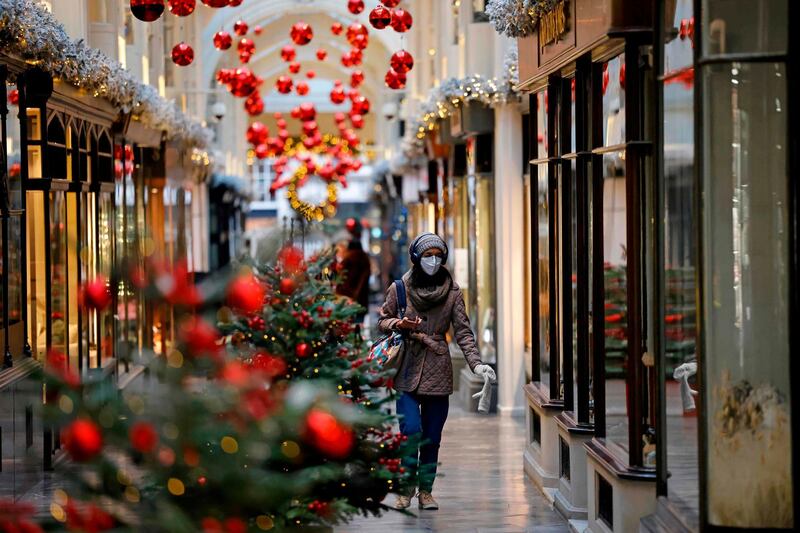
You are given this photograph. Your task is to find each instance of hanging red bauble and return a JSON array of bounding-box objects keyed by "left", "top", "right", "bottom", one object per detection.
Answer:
[
  {"left": 277, "top": 129, "right": 289, "bottom": 141},
  {"left": 331, "top": 22, "right": 343, "bottom": 35},
  {"left": 334, "top": 79, "right": 343, "bottom": 86},
  {"left": 390, "top": 8, "right": 413, "bottom": 32},
  {"left": 201, "top": 0, "right": 229, "bottom": 7},
  {"left": 130, "top": 0, "right": 164, "bottom": 22},
  {"left": 347, "top": 0, "right": 364, "bottom": 14},
  {"left": 279, "top": 277, "right": 296, "bottom": 295},
  {"left": 340, "top": 51, "right": 353, "bottom": 68},
  {"left": 349, "top": 47, "right": 363, "bottom": 65},
  {"left": 7, "top": 89, "right": 18, "bottom": 106},
  {"left": 350, "top": 113, "right": 364, "bottom": 129},
  {"left": 80, "top": 277, "right": 111, "bottom": 310},
  {"left": 129, "top": 422, "right": 159, "bottom": 454},
  {"left": 229, "top": 68, "right": 258, "bottom": 97},
  {"left": 350, "top": 70, "right": 364, "bottom": 88},
  {"left": 334, "top": 111, "right": 346, "bottom": 123},
  {"left": 290, "top": 22, "right": 314, "bottom": 45},
  {"left": 227, "top": 274, "right": 265, "bottom": 313},
  {"left": 233, "top": 20, "right": 249, "bottom": 36},
  {"left": 276, "top": 76, "right": 293, "bottom": 94},
  {"left": 299, "top": 102, "right": 316, "bottom": 121},
  {"left": 171, "top": 42, "right": 194, "bottom": 66},
  {"left": 290, "top": 106, "right": 301, "bottom": 119},
  {"left": 238, "top": 52, "right": 252, "bottom": 64},
  {"left": 168, "top": 0, "right": 195, "bottom": 16},
  {"left": 306, "top": 70, "right": 316, "bottom": 79},
  {"left": 302, "top": 121, "right": 318, "bottom": 136},
  {"left": 390, "top": 49, "right": 414, "bottom": 73},
  {"left": 619, "top": 63, "right": 626, "bottom": 90},
  {"left": 382, "top": 0, "right": 401, "bottom": 7},
  {"left": 295, "top": 343, "right": 311, "bottom": 358},
  {"left": 330, "top": 86, "right": 346, "bottom": 104},
  {"left": 304, "top": 409, "right": 354, "bottom": 459},
  {"left": 296, "top": 81, "right": 310, "bottom": 96},
  {"left": 254, "top": 25, "right": 263, "bottom": 36},
  {"left": 280, "top": 45, "right": 296, "bottom": 62},
  {"left": 288, "top": 62, "right": 301, "bottom": 74},
  {"left": 276, "top": 118, "right": 287, "bottom": 129},
  {"left": 238, "top": 38, "right": 255, "bottom": 55},
  {"left": 316, "top": 48, "right": 328, "bottom": 61},
  {"left": 352, "top": 95, "right": 370, "bottom": 115},
  {"left": 246, "top": 122, "right": 268, "bottom": 145},
  {"left": 213, "top": 31, "right": 233, "bottom": 50},
  {"left": 385, "top": 68, "right": 406, "bottom": 89},
  {"left": 351, "top": 33, "right": 368, "bottom": 50},
  {"left": 346, "top": 23, "right": 368, "bottom": 46},
  {"left": 63, "top": 418, "right": 103, "bottom": 462},
  {"left": 369, "top": 5, "right": 392, "bottom": 29},
  {"left": 244, "top": 92, "right": 263, "bottom": 115},
  {"left": 348, "top": 88, "right": 361, "bottom": 101}
]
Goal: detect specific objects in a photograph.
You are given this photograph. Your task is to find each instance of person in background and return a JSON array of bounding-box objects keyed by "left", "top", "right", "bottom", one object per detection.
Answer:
[
  {"left": 378, "top": 232, "right": 496, "bottom": 511},
  {"left": 335, "top": 221, "right": 371, "bottom": 324}
]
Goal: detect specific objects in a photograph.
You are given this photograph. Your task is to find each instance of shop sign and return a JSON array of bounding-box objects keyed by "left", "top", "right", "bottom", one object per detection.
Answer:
[{"left": 538, "top": 0, "right": 568, "bottom": 51}]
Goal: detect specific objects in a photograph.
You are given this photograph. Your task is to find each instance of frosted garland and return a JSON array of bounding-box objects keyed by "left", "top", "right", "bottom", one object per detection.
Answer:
[
  {"left": 0, "top": 0, "right": 211, "bottom": 147},
  {"left": 485, "top": 0, "right": 557, "bottom": 38},
  {"left": 401, "top": 45, "right": 520, "bottom": 158}
]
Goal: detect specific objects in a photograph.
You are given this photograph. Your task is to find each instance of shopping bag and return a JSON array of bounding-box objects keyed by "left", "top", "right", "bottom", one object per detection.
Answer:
[{"left": 368, "top": 279, "right": 407, "bottom": 375}]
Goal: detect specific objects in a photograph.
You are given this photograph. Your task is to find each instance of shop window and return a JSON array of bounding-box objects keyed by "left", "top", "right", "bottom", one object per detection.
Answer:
[
  {"left": 50, "top": 191, "right": 68, "bottom": 361},
  {"left": 97, "top": 192, "right": 115, "bottom": 365},
  {"left": 535, "top": 163, "right": 551, "bottom": 391},
  {"left": 535, "top": 90, "right": 548, "bottom": 159},
  {"left": 602, "top": 55, "right": 626, "bottom": 147},
  {"left": 702, "top": 0, "right": 787, "bottom": 56},
  {"left": 597, "top": 473, "right": 613, "bottom": 528},
  {"left": 26, "top": 109, "right": 42, "bottom": 178},
  {"left": 1, "top": 214, "right": 24, "bottom": 359},
  {"left": 701, "top": 60, "right": 792, "bottom": 528},
  {"left": 6, "top": 83, "right": 23, "bottom": 209},
  {"left": 26, "top": 191, "right": 46, "bottom": 360}
]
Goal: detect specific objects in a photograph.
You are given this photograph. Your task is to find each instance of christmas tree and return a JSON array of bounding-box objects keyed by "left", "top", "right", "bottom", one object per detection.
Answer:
[{"left": 28, "top": 247, "right": 411, "bottom": 532}]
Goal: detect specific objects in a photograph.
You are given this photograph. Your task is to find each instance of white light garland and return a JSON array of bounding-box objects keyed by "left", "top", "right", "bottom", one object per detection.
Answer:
[
  {"left": 0, "top": 0, "right": 211, "bottom": 148},
  {"left": 485, "top": 0, "right": 557, "bottom": 38}
]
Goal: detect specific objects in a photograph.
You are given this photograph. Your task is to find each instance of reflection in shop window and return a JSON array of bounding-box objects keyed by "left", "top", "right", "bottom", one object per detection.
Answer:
[{"left": 536, "top": 164, "right": 550, "bottom": 391}]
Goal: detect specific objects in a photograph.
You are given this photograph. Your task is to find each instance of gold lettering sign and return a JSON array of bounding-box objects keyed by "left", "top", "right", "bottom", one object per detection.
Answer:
[{"left": 538, "top": 0, "right": 568, "bottom": 51}]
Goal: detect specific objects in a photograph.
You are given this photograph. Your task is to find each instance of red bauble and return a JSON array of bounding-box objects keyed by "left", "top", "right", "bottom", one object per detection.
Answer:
[
  {"left": 171, "top": 42, "right": 194, "bottom": 66},
  {"left": 382, "top": 0, "right": 401, "bottom": 7},
  {"left": 303, "top": 122, "right": 318, "bottom": 137},
  {"left": 340, "top": 51, "right": 354, "bottom": 68},
  {"left": 290, "top": 106, "right": 302, "bottom": 119},
  {"left": 213, "top": 31, "right": 233, "bottom": 50},
  {"left": 229, "top": 68, "right": 258, "bottom": 97},
  {"left": 168, "top": 0, "right": 195, "bottom": 16},
  {"left": 295, "top": 343, "right": 311, "bottom": 358},
  {"left": 180, "top": 318, "right": 221, "bottom": 359},
  {"left": 351, "top": 33, "right": 368, "bottom": 50},
  {"left": 250, "top": 353, "right": 287, "bottom": 378},
  {"left": 334, "top": 111, "right": 346, "bottom": 123},
  {"left": 350, "top": 70, "right": 364, "bottom": 88},
  {"left": 298, "top": 102, "right": 316, "bottom": 121},
  {"left": 390, "top": 49, "right": 414, "bottom": 73},
  {"left": 290, "top": 22, "right": 314, "bottom": 45},
  {"left": 304, "top": 409, "right": 354, "bottom": 459},
  {"left": 288, "top": 62, "right": 301, "bottom": 74},
  {"left": 129, "top": 422, "right": 159, "bottom": 454},
  {"left": 369, "top": 5, "right": 392, "bottom": 29},
  {"left": 254, "top": 25, "right": 263, "bottom": 35},
  {"left": 63, "top": 418, "right": 103, "bottom": 462},
  {"left": 351, "top": 95, "right": 370, "bottom": 115},
  {"left": 349, "top": 47, "right": 363, "bottom": 65},
  {"left": 346, "top": 23, "right": 368, "bottom": 46},
  {"left": 330, "top": 86, "right": 346, "bottom": 105},
  {"left": 296, "top": 81, "right": 310, "bottom": 96},
  {"left": 254, "top": 144, "right": 268, "bottom": 159},
  {"left": 276, "top": 118, "right": 287, "bottom": 128},
  {"left": 279, "top": 277, "right": 296, "bottom": 295},
  {"left": 390, "top": 8, "right": 413, "bottom": 32},
  {"left": 233, "top": 20, "right": 249, "bottom": 36},
  {"left": 246, "top": 122, "right": 268, "bottom": 145},
  {"left": 7, "top": 89, "right": 19, "bottom": 106},
  {"left": 81, "top": 277, "right": 111, "bottom": 310},
  {"left": 276, "top": 76, "right": 293, "bottom": 94},
  {"left": 201, "top": 0, "right": 229, "bottom": 6},
  {"left": 227, "top": 274, "right": 265, "bottom": 313},
  {"left": 238, "top": 38, "right": 255, "bottom": 56},
  {"left": 130, "top": 0, "right": 164, "bottom": 22},
  {"left": 244, "top": 93, "right": 263, "bottom": 116},
  {"left": 350, "top": 113, "right": 364, "bottom": 129},
  {"left": 280, "top": 45, "right": 296, "bottom": 62},
  {"left": 331, "top": 22, "right": 343, "bottom": 35},
  {"left": 228, "top": 0, "right": 242, "bottom": 5},
  {"left": 347, "top": 0, "right": 364, "bottom": 14},
  {"left": 306, "top": 70, "right": 316, "bottom": 79},
  {"left": 316, "top": 48, "right": 328, "bottom": 60},
  {"left": 385, "top": 68, "right": 406, "bottom": 89}
]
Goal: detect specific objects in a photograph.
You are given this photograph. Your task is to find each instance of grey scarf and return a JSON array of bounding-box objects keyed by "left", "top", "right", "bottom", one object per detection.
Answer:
[{"left": 403, "top": 269, "right": 452, "bottom": 312}]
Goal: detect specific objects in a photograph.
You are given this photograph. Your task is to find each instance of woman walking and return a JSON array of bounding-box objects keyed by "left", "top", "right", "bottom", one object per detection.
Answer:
[{"left": 378, "top": 232, "right": 496, "bottom": 510}]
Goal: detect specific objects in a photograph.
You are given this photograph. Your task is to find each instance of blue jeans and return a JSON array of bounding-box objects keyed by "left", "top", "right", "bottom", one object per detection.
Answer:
[{"left": 396, "top": 391, "right": 449, "bottom": 493}]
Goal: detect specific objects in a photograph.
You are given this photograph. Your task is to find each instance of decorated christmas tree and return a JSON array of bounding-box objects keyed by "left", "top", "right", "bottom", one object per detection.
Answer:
[{"left": 26, "top": 246, "right": 410, "bottom": 532}]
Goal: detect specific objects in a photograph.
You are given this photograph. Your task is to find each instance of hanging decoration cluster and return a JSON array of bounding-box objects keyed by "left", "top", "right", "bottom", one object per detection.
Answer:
[
  {"left": 485, "top": 0, "right": 558, "bottom": 38},
  {"left": 365, "top": 0, "right": 414, "bottom": 90},
  {"left": 0, "top": 0, "right": 210, "bottom": 147}
]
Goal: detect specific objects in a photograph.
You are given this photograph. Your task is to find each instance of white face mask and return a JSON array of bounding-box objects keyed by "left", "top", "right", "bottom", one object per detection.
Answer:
[{"left": 420, "top": 256, "right": 442, "bottom": 276}]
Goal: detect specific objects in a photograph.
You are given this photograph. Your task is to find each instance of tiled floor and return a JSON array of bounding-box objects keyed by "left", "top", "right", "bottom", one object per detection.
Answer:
[{"left": 338, "top": 408, "right": 569, "bottom": 533}]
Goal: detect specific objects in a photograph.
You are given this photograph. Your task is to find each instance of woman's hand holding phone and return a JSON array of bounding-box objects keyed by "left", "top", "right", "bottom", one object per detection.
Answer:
[{"left": 397, "top": 317, "right": 422, "bottom": 331}]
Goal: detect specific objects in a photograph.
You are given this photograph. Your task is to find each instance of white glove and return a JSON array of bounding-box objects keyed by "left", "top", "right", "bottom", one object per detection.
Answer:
[
  {"left": 472, "top": 374, "right": 493, "bottom": 414},
  {"left": 474, "top": 364, "right": 496, "bottom": 383}
]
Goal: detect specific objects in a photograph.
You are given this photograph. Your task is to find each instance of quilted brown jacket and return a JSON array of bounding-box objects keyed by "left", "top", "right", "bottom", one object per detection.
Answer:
[{"left": 377, "top": 271, "right": 482, "bottom": 395}]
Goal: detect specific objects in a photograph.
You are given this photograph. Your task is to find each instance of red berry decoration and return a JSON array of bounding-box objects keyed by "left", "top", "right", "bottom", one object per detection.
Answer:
[
  {"left": 385, "top": 68, "right": 406, "bottom": 89},
  {"left": 382, "top": 0, "right": 400, "bottom": 7},
  {"left": 330, "top": 86, "right": 346, "bottom": 105},
  {"left": 306, "top": 70, "right": 316, "bottom": 79},
  {"left": 370, "top": 5, "right": 393, "bottom": 29},
  {"left": 390, "top": 7, "right": 413, "bottom": 32},
  {"left": 7, "top": 89, "right": 19, "bottom": 106},
  {"left": 171, "top": 42, "right": 194, "bottom": 66},
  {"left": 350, "top": 70, "right": 364, "bottom": 88},
  {"left": 201, "top": 0, "right": 229, "bottom": 6},
  {"left": 331, "top": 22, "right": 343, "bottom": 35},
  {"left": 244, "top": 92, "right": 263, "bottom": 116},
  {"left": 233, "top": 20, "right": 249, "bottom": 36},
  {"left": 290, "top": 22, "right": 314, "bottom": 45},
  {"left": 390, "top": 49, "right": 414, "bottom": 73},
  {"left": 129, "top": 422, "right": 159, "bottom": 454},
  {"left": 130, "top": 0, "right": 164, "bottom": 22},
  {"left": 296, "top": 81, "right": 310, "bottom": 96},
  {"left": 295, "top": 343, "right": 311, "bottom": 358},
  {"left": 316, "top": 48, "right": 327, "bottom": 61},
  {"left": 63, "top": 418, "right": 103, "bottom": 462},
  {"left": 347, "top": 0, "right": 364, "bottom": 14},
  {"left": 279, "top": 277, "right": 296, "bottom": 295},
  {"left": 280, "top": 45, "right": 296, "bottom": 62},
  {"left": 227, "top": 274, "right": 265, "bottom": 313},
  {"left": 213, "top": 31, "right": 232, "bottom": 50},
  {"left": 288, "top": 62, "right": 301, "bottom": 74},
  {"left": 276, "top": 76, "right": 293, "bottom": 94},
  {"left": 304, "top": 409, "right": 354, "bottom": 459},
  {"left": 246, "top": 122, "right": 268, "bottom": 146},
  {"left": 168, "top": 0, "right": 195, "bottom": 16}
]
